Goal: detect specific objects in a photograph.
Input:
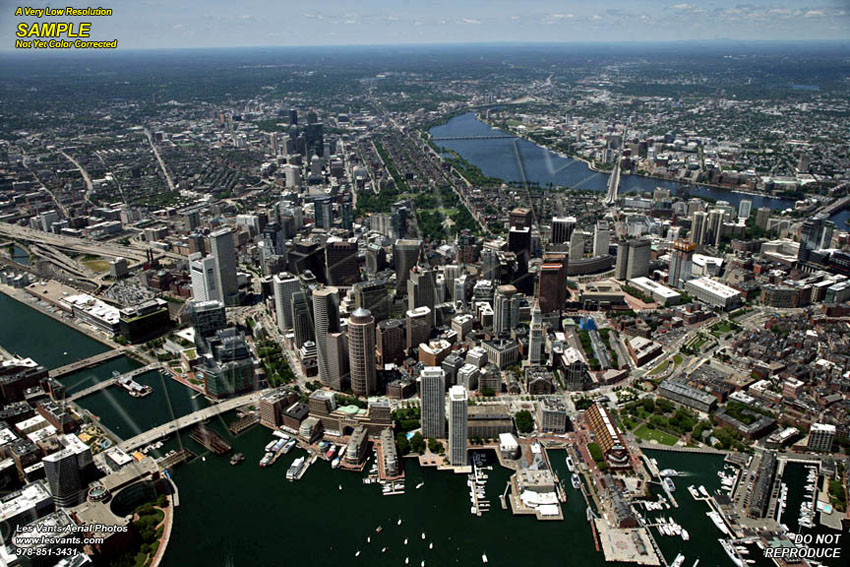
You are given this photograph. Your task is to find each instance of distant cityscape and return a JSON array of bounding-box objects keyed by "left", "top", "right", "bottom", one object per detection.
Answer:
[{"left": 0, "top": 42, "right": 848, "bottom": 567}]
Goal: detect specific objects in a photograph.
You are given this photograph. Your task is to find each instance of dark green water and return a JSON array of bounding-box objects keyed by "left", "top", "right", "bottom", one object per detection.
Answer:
[
  {"left": 11, "top": 245, "right": 29, "bottom": 266},
  {"left": 162, "top": 427, "right": 607, "bottom": 567},
  {"left": 72, "top": 367, "right": 210, "bottom": 439},
  {"left": 0, "top": 291, "right": 108, "bottom": 369}
]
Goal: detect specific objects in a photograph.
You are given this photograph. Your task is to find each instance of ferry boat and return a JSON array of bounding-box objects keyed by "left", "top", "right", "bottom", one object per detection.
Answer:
[
  {"left": 271, "top": 439, "right": 286, "bottom": 453},
  {"left": 663, "top": 477, "right": 676, "bottom": 492},
  {"left": 264, "top": 440, "right": 278, "bottom": 453},
  {"left": 259, "top": 452, "right": 273, "bottom": 467},
  {"left": 286, "top": 456, "right": 306, "bottom": 480},
  {"left": 670, "top": 554, "right": 685, "bottom": 567},
  {"left": 273, "top": 431, "right": 290, "bottom": 440},
  {"left": 719, "top": 539, "right": 744, "bottom": 567},
  {"left": 660, "top": 469, "right": 678, "bottom": 478},
  {"left": 706, "top": 511, "right": 729, "bottom": 535},
  {"left": 571, "top": 474, "right": 581, "bottom": 489},
  {"left": 331, "top": 457, "right": 340, "bottom": 469},
  {"left": 566, "top": 456, "right": 576, "bottom": 472},
  {"left": 283, "top": 439, "right": 297, "bottom": 454}
]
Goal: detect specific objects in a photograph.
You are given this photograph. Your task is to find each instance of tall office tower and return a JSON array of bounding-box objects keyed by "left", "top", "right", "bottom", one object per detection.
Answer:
[
  {"left": 188, "top": 299, "right": 227, "bottom": 351},
  {"left": 453, "top": 274, "right": 469, "bottom": 307},
  {"left": 202, "top": 328, "right": 256, "bottom": 398},
  {"left": 43, "top": 434, "right": 92, "bottom": 507},
  {"left": 443, "top": 265, "right": 461, "bottom": 294},
  {"left": 405, "top": 306, "right": 432, "bottom": 351},
  {"left": 408, "top": 266, "right": 436, "bottom": 325},
  {"left": 528, "top": 301, "right": 545, "bottom": 365},
  {"left": 348, "top": 308, "right": 377, "bottom": 396},
  {"left": 755, "top": 207, "right": 771, "bottom": 230},
  {"left": 435, "top": 273, "right": 446, "bottom": 304},
  {"left": 306, "top": 110, "right": 318, "bottom": 124},
  {"left": 364, "top": 243, "right": 387, "bottom": 275},
  {"left": 377, "top": 319, "right": 404, "bottom": 366},
  {"left": 707, "top": 209, "right": 725, "bottom": 246},
  {"left": 593, "top": 220, "right": 610, "bottom": 257},
  {"left": 289, "top": 108, "right": 298, "bottom": 125},
  {"left": 615, "top": 240, "right": 629, "bottom": 280},
  {"left": 393, "top": 239, "right": 421, "bottom": 290},
  {"left": 290, "top": 290, "right": 313, "bottom": 348},
  {"left": 569, "top": 230, "right": 587, "bottom": 262},
  {"left": 668, "top": 240, "right": 696, "bottom": 289},
  {"left": 189, "top": 253, "right": 220, "bottom": 302},
  {"left": 626, "top": 239, "right": 651, "bottom": 279},
  {"left": 352, "top": 280, "right": 389, "bottom": 323},
  {"left": 312, "top": 286, "right": 340, "bottom": 388},
  {"left": 738, "top": 199, "right": 753, "bottom": 221},
  {"left": 390, "top": 204, "right": 409, "bottom": 240},
  {"left": 798, "top": 217, "right": 835, "bottom": 263},
  {"left": 273, "top": 272, "right": 301, "bottom": 331},
  {"left": 314, "top": 196, "right": 334, "bottom": 229},
  {"left": 340, "top": 199, "right": 353, "bottom": 232},
  {"left": 508, "top": 226, "right": 532, "bottom": 294},
  {"left": 325, "top": 331, "right": 349, "bottom": 391},
  {"left": 325, "top": 238, "right": 359, "bottom": 286},
  {"left": 509, "top": 207, "right": 533, "bottom": 229},
  {"left": 551, "top": 216, "right": 577, "bottom": 245},
  {"left": 492, "top": 285, "right": 519, "bottom": 335},
  {"left": 690, "top": 211, "right": 708, "bottom": 245},
  {"left": 447, "top": 385, "right": 468, "bottom": 466},
  {"left": 209, "top": 227, "right": 240, "bottom": 306},
  {"left": 481, "top": 248, "right": 499, "bottom": 281},
  {"left": 262, "top": 222, "right": 285, "bottom": 255},
  {"left": 284, "top": 164, "right": 302, "bottom": 188},
  {"left": 538, "top": 255, "right": 567, "bottom": 314},
  {"left": 420, "top": 366, "right": 446, "bottom": 439}
]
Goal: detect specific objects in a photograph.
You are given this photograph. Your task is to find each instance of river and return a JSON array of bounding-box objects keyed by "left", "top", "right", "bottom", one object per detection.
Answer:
[{"left": 429, "top": 113, "right": 800, "bottom": 212}]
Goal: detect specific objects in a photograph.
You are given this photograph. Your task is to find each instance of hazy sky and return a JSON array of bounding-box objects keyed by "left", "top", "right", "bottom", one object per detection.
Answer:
[{"left": 3, "top": 0, "right": 850, "bottom": 49}]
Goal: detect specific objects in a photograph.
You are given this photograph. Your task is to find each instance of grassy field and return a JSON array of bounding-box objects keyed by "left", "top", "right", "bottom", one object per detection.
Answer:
[
  {"left": 648, "top": 359, "right": 671, "bottom": 376},
  {"left": 82, "top": 259, "right": 110, "bottom": 272},
  {"left": 633, "top": 424, "right": 679, "bottom": 446}
]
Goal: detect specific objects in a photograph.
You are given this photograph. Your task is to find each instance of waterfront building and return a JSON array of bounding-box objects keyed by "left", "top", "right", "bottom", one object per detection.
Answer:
[
  {"left": 447, "top": 385, "right": 468, "bottom": 466},
  {"left": 201, "top": 328, "right": 256, "bottom": 398},
  {"left": 538, "top": 398, "right": 567, "bottom": 433},
  {"left": 748, "top": 452, "right": 777, "bottom": 518},
  {"left": 348, "top": 308, "right": 377, "bottom": 396},
  {"left": 259, "top": 388, "right": 299, "bottom": 429},
  {"left": 118, "top": 299, "right": 170, "bottom": 344},
  {"left": 42, "top": 434, "right": 93, "bottom": 508},
  {"left": 188, "top": 299, "right": 226, "bottom": 350},
  {"left": 807, "top": 423, "right": 836, "bottom": 452},
  {"left": 345, "top": 425, "right": 370, "bottom": 466},
  {"left": 380, "top": 428, "right": 399, "bottom": 477},
  {"left": 420, "top": 366, "right": 446, "bottom": 439},
  {"left": 584, "top": 403, "right": 630, "bottom": 469}
]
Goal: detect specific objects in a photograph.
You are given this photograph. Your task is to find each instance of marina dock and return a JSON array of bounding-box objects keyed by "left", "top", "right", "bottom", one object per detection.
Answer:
[{"left": 190, "top": 425, "right": 232, "bottom": 455}]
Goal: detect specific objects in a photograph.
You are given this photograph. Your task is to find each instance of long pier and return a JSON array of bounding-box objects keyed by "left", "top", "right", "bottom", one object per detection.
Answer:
[
  {"left": 66, "top": 362, "right": 161, "bottom": 401},
  {"left": 117, "top": 390, "right": 266, "bottom": 451},
  {"left": 50, "top": 349, "right": 126, "bottom": 378}
]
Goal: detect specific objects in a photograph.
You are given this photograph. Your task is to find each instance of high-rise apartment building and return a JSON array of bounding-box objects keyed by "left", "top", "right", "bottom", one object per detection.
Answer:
[
  {"left": 448, "top": 385, "right": 468, "bottom": 466},
  {"left": 348, "top": 308, "right": 377, "bottom": 396},
  {"left": 420, "top": 366, "right": 446, "bottom": 439}
]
